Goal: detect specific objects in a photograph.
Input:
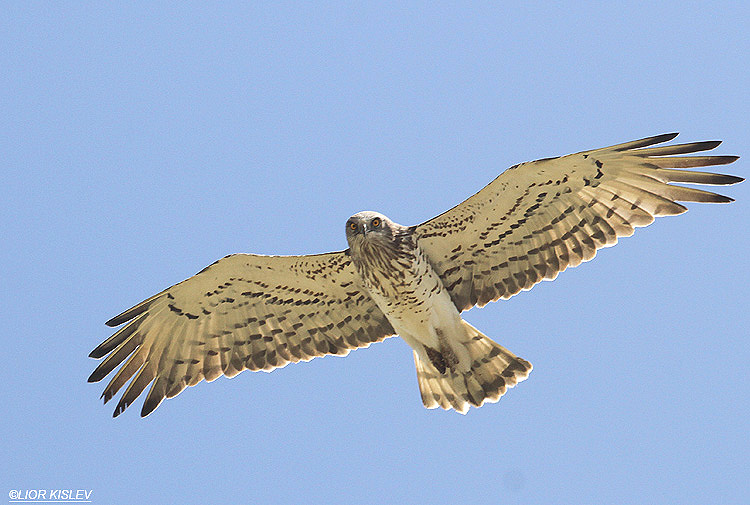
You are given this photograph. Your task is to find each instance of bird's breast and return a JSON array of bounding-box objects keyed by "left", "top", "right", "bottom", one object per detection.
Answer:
[{"left": 351, "top": 239, "right": 456, "bottom": 330}]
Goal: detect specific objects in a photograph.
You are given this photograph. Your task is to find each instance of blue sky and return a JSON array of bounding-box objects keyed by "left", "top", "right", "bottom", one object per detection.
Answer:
[{"left": 2, "top": 2, "right": 748, "bottom": 504}]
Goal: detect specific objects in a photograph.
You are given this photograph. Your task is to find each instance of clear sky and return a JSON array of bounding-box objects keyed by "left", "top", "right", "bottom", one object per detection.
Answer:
[{"left": 2, "top": 2, "right": 748, "bottom": 504}]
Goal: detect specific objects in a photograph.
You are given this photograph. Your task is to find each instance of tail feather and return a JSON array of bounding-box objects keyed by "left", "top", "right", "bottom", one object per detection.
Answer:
[{"left": 414, "top": 321, "right": 531, "bottom": 414}]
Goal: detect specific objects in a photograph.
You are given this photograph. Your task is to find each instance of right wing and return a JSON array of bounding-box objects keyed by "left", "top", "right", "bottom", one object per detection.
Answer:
[{"left": 88, "top": 251, "right": 395, "bottom": 417}]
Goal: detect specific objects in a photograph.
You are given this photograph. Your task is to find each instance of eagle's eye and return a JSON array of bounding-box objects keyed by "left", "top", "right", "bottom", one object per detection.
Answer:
[
  {"left": 349, "top": 222, "right": 357, "bottom": 231},
  {"left": 371, "top": 218, "right": 381, "bottom": 228}
]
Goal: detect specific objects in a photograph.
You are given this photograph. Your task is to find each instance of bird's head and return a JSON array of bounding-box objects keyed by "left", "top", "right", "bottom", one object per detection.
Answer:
[{"left": 345, "top": 211, "right": 399, "bottom": 251}]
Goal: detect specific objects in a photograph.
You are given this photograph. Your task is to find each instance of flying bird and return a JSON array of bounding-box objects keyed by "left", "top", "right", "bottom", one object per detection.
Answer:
[{"left": 89, "top": 133, "right": 741, "bottom": 417}]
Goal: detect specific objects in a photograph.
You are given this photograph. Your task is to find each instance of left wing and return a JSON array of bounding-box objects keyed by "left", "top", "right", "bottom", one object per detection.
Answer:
[
  {"left": 88, "top": 251, "right": 395, "bottom": 417},
  {"left": 414, "top": 133, "right": 742, "bottom": 311}
]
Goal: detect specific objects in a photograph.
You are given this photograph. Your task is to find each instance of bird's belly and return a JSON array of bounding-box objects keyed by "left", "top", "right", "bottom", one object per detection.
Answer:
[{"left": 361, "top": 259, "right": 462, "bottom": 351}]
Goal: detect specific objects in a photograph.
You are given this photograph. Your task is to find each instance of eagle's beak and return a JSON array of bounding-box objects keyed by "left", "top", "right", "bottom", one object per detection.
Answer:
[{"left": 361, "top": 223, "right": 368, "bottom": 236}]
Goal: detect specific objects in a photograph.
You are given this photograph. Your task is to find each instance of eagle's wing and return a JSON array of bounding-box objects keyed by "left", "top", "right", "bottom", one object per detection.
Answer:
[
  {"left": 414, "top": 133, "right": 742, "bottom": 312},
  {"left": 88, "top": 251, "right": 395, "bottom": 417}
]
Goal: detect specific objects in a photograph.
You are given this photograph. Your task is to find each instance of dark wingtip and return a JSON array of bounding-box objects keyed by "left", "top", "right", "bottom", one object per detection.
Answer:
[
  {"left": 649, "top": 132, "right": 679, "bottom": 142},
  {"left": 710, "top": 172, "right": 743, "bottom": 186},
  {"left": 644, "top": 132, "right": 680, "bottom": 146},
  {"left": 715, "top": 156, "right": 741, "bottom": 167},
  {"left": 649, "top": 132, "right": 679, "bottom": 145},
  {"left": 140, "top": 400, "right": 160, "bottom": 418},
  {"left": 113, "top": 402, "right": 127, "bottom": 418},
  {"left": 701, "top": 172, "right": 744, "bottom": 186},
  {"left": 725, "top": 174, "right": 744, "bottom": 184},
  {"left": 611, "top": 132, "right": 679, "bottom": 152},
  {"left": 106, "top": 300, "right": 154, "bottom": 327},
  {"left": 105, "top": 314, "right": 128, "bottom": 327},
  {"left": 697, "top": 140, "right": 722, "bottom": 151}
]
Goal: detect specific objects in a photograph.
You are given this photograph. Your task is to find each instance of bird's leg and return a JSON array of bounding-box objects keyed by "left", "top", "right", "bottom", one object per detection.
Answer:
[
  {"left": 425, "top": 329, "right": 460, "bottom": 374},
  {"left": 436, "top": 328, "right": 460, "bottom": 371},
  {"left": 424, "top": 346, "right": 448, "bottom": 374}
]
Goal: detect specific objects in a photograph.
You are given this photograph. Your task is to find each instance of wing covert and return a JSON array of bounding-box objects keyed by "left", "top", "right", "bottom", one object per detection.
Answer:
[
  {"left": 415, "top": 133, "right": 741, "bottom": 311},
  {"left": 88, "top": 251, "right": 395, "bottom": 417}
]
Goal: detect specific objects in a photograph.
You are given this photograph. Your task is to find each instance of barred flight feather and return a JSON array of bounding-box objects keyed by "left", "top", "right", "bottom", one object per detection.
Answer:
[{"left": 415, "top": 133, "right": 741, "bottom": 312}]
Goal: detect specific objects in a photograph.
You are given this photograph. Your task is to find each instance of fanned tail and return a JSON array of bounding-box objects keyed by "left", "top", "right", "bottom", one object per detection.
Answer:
[{"left": 414, "top": 321, "right": 531, "bottom": 414}]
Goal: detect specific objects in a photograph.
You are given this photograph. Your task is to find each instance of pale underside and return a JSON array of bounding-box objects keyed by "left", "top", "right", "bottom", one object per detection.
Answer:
[{"left": 88, "top": 133, "right": 741, "bottom": 417}]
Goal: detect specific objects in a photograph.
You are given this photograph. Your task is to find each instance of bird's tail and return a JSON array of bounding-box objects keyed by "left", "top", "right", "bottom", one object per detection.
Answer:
[{"left": 414, "top": 320, "right": 532, "bottom": 414}]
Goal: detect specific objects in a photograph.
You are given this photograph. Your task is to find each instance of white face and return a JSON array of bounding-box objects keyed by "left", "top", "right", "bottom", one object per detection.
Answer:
[{"left": 345, "top": 211, "right": 392, "bottom": 248}]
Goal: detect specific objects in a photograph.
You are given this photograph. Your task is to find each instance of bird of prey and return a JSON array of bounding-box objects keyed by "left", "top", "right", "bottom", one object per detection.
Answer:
[{"left": 89, "top": 133, "right": 741, "bottom": 417}]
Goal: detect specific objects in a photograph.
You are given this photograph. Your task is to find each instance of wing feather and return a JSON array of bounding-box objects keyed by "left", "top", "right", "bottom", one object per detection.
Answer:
[
  {"left": 89, "top": 251, "right": 395, "bottom": 416},
  {"left": 415, "top": 133, "right": 741, "bottom": 312},
  {"left": 607, "top": 132, "right": 679, "bottom": 151},
  {"left": 88, "top": 313, "right": 146, "bottom": 359}
]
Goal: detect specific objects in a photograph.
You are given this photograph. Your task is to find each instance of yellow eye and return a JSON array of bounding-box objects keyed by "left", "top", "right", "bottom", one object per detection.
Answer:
[
  {"left": 371, "top": 218, "right": 381, "bottom": 228},
  {"left": 349, "top": 222, "right": 357, "bottom": 231}
]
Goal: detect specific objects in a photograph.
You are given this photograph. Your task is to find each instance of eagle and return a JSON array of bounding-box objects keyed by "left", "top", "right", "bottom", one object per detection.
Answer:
[{"left": 89, "top": 133, "right": 741, "bottom": 417}]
